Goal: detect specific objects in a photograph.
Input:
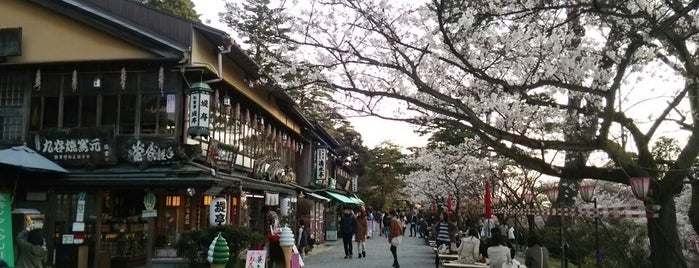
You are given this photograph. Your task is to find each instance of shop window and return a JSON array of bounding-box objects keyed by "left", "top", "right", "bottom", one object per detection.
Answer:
[
  {"left": 63, "top": 96, "right": 79, "bottom": 128},
  {"left": 0, "top": 72, "right": 25, "bottom": 142},
  {"left": 139, "top": 93, "right": 177, "bottom": 135},
  {"left": 159, "top": 94, "right": 176, "bottom": 134},
  {"left": 119, "top": 95, "right": 136, "bottom": 134},
  {"left": 28, "top": 71, "right": 177, "bottom": 136},
  {"left": 42, "top": 96, "right": 59, "bottom": 129},
  {"left": 81, "top": 95, "right": 97, "bottom": 126},
  {"left": 101, "top": 95, "right": 118, "bottom": 127},
  {"left": 165, "top": 195, "right": 181, "bottom": 207},
  {"left": 140, "top": 93, "right": 158, "bottom": 134}
]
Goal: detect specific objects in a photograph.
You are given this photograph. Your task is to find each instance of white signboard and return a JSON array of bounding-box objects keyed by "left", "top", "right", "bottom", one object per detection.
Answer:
[
  {"left": 315, "top": 148, "right": 327, "bottom": 186},
  {"left": 142, "top": 209, "right": 158, "bottom": 218}
]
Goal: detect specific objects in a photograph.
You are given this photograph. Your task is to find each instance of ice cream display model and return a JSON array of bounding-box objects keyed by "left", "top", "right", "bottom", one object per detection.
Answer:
[
  {"left": 207, "top": 232, "right": 230, "bottom": 268},
  {"left": 279, "top": 225, "right": 295, "bottom": 268}
]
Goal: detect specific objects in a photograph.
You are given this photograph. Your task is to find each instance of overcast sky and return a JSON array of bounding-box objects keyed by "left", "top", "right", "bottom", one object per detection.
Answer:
[{"left": 192, "top": 0, "right": 429, "bottom": 150}]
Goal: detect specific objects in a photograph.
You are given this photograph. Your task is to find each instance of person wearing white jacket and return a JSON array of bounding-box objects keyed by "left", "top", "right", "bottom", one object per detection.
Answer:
[{"left": 456, "top": 227, "right": 481, "bottom": 264}]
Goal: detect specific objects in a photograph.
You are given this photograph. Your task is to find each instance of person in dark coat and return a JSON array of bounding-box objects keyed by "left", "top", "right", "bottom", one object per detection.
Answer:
[
  {"left": 340, "top": 207, "right": 356, "bottom": 259},
  {"left": 16, "top": 228, "right": 47, "bottom": 268},
  {"left": 525, "top": 236, "right": 551, "bottom": 268}
]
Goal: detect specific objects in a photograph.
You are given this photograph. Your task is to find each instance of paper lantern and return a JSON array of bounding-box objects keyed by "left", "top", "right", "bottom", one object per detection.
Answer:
[
  {"left": 629, "top": 177, "right": 651, "bottom": 201},
  {"left": 187, "top": 82, "right": 213, "bottom": 138},
  {"left": 546, "top": 188, "right": 559, "bottom": 204},
  {"left": 209, "top": 197, "right": 227, "bottom": 226},
  {"left": 280, "top": 197, "right": 290, "bottom": 217},
  {"left": 578, "top": 185, "right": 596, "bottom": 203},
  {"left": 522, "top": 193, "right": 534, "bottom": 204}
]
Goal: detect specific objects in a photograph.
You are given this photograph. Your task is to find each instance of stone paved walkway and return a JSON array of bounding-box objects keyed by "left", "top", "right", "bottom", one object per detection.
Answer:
[{"left": 304, "top": 233, "right": 436, "bottom": 268}]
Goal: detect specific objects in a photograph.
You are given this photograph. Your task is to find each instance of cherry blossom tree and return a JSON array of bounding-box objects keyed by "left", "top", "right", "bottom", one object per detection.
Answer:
[
  {"left": 279, "top": 1, "right": 699, "bottom": 266},
  {"left": 403, "top": 140, "right": 493, "bottom": 222}
]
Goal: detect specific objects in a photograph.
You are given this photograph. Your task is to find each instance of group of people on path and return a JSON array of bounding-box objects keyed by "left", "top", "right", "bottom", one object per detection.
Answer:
[
  {"left": 339, "top": 207, "right": 370, "bottom": 259},
  {"left": 338, "top": 207, "right": 406, "bottom": 268},
  {"left": 336, "top": 208, "right": 551, "bottom": 268},
  {"left": 427, "top": 211, "right": 550, "bottom": 268}
]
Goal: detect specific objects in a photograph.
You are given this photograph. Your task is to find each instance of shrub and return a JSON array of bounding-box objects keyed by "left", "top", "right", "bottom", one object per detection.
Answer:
[{"left": 177, "top": 226, "right": 265, "bottom": 268}]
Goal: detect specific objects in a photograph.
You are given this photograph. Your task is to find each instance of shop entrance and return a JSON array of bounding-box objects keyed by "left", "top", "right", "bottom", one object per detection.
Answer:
[{"left": 100, "top": 191, "right": 147, "bottom": 268}]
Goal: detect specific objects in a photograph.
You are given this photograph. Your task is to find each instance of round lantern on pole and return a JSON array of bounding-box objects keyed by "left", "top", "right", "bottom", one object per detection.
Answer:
[
  {"left": 546, "top": 187, "right": 565, "bottom": 268},
  {"left": 578, "top": 186, "right": 595, "bottom": 203},
  {"left": 629, "top": 177, "right": 651, "bottom": 201},
  {"left": 187, "top": 82, "right": 213, "bottom": 139},
  {"left": 546, "top": 188, "right": 559, "bottom": 204},
  {"left": 578, "top": 185, "right": 600, "bottom": 268}
]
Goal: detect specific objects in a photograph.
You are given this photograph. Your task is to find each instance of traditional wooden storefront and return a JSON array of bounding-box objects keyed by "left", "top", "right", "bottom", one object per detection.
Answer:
[{"left": 0, "top": 0, "right": 329, "bottom": 267}]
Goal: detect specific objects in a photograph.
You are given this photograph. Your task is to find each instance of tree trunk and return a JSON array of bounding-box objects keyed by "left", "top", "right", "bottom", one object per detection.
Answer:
[
  {"left": 649, "top": 193, "right": 686, "bottom": 268},
  {"left": 689, "top": 183, "right": 699, "bottom": 243}
]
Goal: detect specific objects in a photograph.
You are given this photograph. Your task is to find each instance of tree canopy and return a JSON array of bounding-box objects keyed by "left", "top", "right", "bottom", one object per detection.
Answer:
[
  {"left": 137, "top": 0, "right": 200, "bottom": 22},
  {"left": 276, "top": 1, "right": 699, "bottom": 267}
]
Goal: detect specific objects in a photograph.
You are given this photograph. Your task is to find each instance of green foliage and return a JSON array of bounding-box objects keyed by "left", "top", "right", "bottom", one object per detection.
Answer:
[
  {"left": 220, "top": 0, "right": 361, "bottom": 174},
  {"left": 137, "top": 0, "right": 200, "bottom": 22},
  {"left": 422, "top": 120, "right": 475, "bottom": 149},
  {"left": 359, "top": 142, "right": 409, "bottom": 209},
  {"left": 177, "top": 225, "right": 265, "bottom": 267},
  {"left": 533, "top": 218, "right": 650, "bottom": 268},
  {"left": 220, "top": 0, "right": 293, "bottom": 75}
]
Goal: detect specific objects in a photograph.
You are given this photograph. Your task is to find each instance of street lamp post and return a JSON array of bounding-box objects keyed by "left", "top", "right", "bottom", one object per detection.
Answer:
[
  {"left": 579, "top": 185, "right": 600, "bottom": 268},
  {"left": 522, "top": 193, "right": 535, "bottom": 244},
  {"left": 546, "top": 188, "right": 566, "bottom": 268}
]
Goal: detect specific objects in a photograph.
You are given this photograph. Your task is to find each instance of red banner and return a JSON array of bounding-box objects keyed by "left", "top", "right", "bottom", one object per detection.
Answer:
[{"left": 485, "top": 180, "right": 492, "bottom": 219}]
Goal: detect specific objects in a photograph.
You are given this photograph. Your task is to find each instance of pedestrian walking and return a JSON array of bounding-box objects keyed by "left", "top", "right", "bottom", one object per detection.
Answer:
[
  {"left": 340, "top": 207, "right": 356, "bottom": 259},
  {"left": 367, "top": 208, "right": 374, "bottom": 238},
  {"left": 382, "top": 212, "right": 391, "bottom": 237},
  {"left": 388, "top": 209, "right": 404, "bottom": 268},
  {"left": 401, "top": 211, "right": 407, "bottom": 236},
  {"left": 524, "top": 236, "right": 551, "bottom": 268},
  {"left": 297, "top": 219, "right": 308, "bottom": 261},
  {"left": 409, "top": 212, "right": 418, "bottom": 237},
  {"left": 356, "top": 210, "right": 368, "bottom": 258},
  {"left": 507, "top": 225, "right": 516, "bottom": 246}
]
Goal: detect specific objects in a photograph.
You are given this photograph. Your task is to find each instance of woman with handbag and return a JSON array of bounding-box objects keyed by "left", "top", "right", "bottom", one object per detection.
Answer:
[
  {"left": 388, "top": 209, "right": 404, "bottom": 268},
  {"left": 524, "top": 236, "right": 551, "bottom": 268}
]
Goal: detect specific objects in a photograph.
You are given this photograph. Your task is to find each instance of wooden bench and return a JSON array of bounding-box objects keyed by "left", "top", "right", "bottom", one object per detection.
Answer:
[
  {"left": 438, "top": 254, "right": 459, "bottom": 260},
  {"left": 442, "top": 261, "right": 489, "bottom": 268},
  {"left": 436, "top": 254, "right": 459, "bottom": 268}
]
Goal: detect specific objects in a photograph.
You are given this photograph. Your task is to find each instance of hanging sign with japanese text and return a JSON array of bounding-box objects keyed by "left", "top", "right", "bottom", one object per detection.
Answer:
[
  {"left": 187, "top": 82, "right": 213, "bottom": 138},
  {"left": 315, "top": 148, "right": 327, "bottom": 187},
  {"left": 121, "top": 137, "right": 188, "bottom": 165},
  {"left": 0, "top": 193, "right": 14, "bottom": 267},
  {"left": 34, "top": 126, "right": 116, "bottom": 166},
  {"left": 209, "top": 197, "right": 227, "bottom": 226}
]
